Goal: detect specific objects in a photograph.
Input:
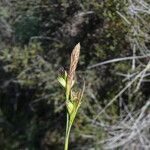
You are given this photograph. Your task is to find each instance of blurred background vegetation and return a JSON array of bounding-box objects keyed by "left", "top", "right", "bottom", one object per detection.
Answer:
[{"left": 0, "top": 0, "right": 150, "bottom": 149}]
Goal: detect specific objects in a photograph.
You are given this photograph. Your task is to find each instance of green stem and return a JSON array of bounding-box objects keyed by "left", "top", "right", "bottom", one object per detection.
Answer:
[{"left": 64, "top": 113, "right": 72, "bottom": 150}]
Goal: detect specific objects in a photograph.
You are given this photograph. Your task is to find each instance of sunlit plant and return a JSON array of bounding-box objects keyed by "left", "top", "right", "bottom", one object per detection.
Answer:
[{"left": 57, "top": 43, "right": 85, "bottom": 150}]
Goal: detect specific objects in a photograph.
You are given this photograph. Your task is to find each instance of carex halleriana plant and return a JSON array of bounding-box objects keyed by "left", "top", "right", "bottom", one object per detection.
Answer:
[{"left": 57, "top": 43, "right": 85, "bottom": 150}]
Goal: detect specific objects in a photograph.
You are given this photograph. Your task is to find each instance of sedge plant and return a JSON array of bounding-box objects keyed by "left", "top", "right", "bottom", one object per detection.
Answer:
[{"left": 57, "top": 43, "right": 85, "bottom": 150}]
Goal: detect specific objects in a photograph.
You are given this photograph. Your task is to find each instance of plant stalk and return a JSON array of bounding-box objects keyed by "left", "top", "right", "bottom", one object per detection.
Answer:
[{"left": 64, "top": 113, "right": 72, "bottom": 150}]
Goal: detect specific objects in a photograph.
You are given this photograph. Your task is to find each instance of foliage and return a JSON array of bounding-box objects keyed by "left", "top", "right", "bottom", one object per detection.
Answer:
[
  {"left": 0, "top": 43, "right": 64, "bottom": 149},
  {"left": 0, "top": 0, "right": 150, "bottom": 149}
]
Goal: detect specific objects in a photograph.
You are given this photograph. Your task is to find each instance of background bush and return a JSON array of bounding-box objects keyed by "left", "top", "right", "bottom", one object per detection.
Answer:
[{"left": 0, "top": 0, "right": 150, "bottom": 149}]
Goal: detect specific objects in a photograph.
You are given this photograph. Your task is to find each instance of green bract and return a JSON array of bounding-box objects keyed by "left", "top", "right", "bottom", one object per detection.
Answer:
[
  {"left": 57, "top": 76, "right": 66, "bottom": 88},
  {"left": 57, "top": 71, "right": 67, "bottom": 88}
]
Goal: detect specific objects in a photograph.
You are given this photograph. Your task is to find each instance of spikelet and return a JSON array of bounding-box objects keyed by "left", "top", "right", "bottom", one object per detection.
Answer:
[{"left": 67, "top": 43, "right": 80, "bottom": 89}]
